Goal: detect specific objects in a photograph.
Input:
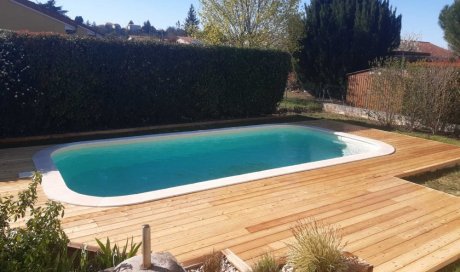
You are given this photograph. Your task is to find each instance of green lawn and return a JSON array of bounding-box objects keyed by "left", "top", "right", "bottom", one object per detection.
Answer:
[
  {"left": 405, "top": 166, "right": 460, "bottom": 197},
  {"left": 438, "top": 260, "right": 460, "bottom": 272},
  {"left": 278, "top": 97, "right": 323, "bottom": 113}
]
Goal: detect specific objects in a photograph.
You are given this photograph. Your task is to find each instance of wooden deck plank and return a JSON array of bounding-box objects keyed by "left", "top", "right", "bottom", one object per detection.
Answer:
[{"left": 1, "top": 120, "right": 460, "bottom": 272}]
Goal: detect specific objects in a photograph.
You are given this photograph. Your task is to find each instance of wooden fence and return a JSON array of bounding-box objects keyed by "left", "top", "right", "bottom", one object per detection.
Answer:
[{"left": 346, "top": 69, "right": 376, "bottom": 109}]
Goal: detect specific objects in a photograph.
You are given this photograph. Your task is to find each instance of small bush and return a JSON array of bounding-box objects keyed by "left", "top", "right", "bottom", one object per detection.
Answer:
[
  {"left": 0, "top": 172, "right": 68, "bottom": 272},
  {"left": 95, "top": 237, "right": 141, "bottom": 268},
  {"left": 252, "top": 253, "right": 280, "bottom": 272},
  {"left": 202, "top": 251, "right": 223, "bottom": 272},
  {"left": 0, "top": 30, "right": 291, "bottom": 137},
  {"left": 288, "top": 219, "right": 348, "bottom": 272}
]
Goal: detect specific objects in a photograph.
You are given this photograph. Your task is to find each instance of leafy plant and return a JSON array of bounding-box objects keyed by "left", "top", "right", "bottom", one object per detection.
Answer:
[
  {"left": 252, "top": 253, "right": 280, "bottom": 272},
  {"left": 0, "top": 172, "right": 68, "bottom": 272},
  {"left": 288, "top": 219, "right": 348, "bottom": 272},
  {"left": 95, "top": 237, "right": 141, "bottom": 268},
  {"left": 202, "top": 250, "right": 223, "bottom": 272}
]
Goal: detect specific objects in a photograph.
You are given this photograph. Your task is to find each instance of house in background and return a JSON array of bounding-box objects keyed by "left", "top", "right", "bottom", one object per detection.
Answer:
[
  {"left": 393, "top": 41, "right": 458, "bottom": 62},
  {"left": 176, "top": 36, "right": 203, "bottom": 45},
  {"left": 0, "top": 0, "right": 102, "bottom": 37}
]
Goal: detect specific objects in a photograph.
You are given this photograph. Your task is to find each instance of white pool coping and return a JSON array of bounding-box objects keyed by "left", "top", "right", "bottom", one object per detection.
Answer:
[{"left": 33, "top": 123, "right": 395, "bottom": 207}]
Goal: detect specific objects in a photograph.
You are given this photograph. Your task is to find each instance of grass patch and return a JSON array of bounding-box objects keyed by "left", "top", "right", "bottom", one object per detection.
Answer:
[
  {"left": 405, "top": 165, "right": 460, "bottom": 197},
  {"left": 279, "top": 98, "right": 323, "bottom": 113},
  {"left": 252, "top": 253, "right": 280, "bottom": 272},
  {"left": 438, "top": 260, "right": 460, "bottom": 272},
  {"left": 202, "top": 251, "right": 223, "bottom": 272},
  {"left": 288, "top": 219, "right": 348, "bottom": 272},
  {"left": 397, "top": 130, "right": 460, "bottom": 147}
]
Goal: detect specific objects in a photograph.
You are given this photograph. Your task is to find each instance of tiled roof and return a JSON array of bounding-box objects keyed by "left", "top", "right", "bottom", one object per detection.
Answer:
[
  {"left": 416, "top": 41, "right": 455, "bottom": 59},
  {"left": 396, "top": 41, "right": 455, "bottom": 60}
]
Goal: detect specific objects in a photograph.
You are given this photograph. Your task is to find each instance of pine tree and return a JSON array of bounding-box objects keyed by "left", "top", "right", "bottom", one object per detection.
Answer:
[
  {"left": 439, "top": 0, "right": 460, "bottom": 55},
  {"left": 184, "top": 4, "right": 200, "bottom": 37},
  {"left": 295, "top": 0, "right": 401, "bottom": 99}
]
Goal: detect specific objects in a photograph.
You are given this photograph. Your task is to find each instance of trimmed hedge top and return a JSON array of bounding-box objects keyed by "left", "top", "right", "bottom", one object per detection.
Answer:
[{"left": 0, "top": 30, "right": 291, "bottom": 137}]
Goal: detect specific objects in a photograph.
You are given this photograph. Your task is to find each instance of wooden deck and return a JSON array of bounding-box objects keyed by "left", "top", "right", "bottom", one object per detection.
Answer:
[{"left": 1, "top": 120, "right": 460, "bottom": 272}]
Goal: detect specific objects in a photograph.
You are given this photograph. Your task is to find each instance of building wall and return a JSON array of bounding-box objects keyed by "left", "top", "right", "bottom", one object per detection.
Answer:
[
  {"left": 0, "top": 0, "right": 68, "bottom": 34},
  {"left": 76, "top": 26, "right": 95, "bottom": 36}
]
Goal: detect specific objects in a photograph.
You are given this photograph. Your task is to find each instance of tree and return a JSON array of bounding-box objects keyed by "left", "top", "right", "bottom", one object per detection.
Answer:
[
  {"left": 142, "top": 20, "right": 156, "bottom": 35},
  {"left": 74, "top": 16, "right": 84, "bottom": 25},
  {"left": 199, "top": 0, "right": 299, "bottom": 49},
  {"left": 199, "top": 24, "right": 227, "bottom": 45},
  {"left": 295, "top": 0, "right": 401, "bottom": 99},
  {"left": 37, "top": 0, "right": 67, "bottom": 15},
  {"left": 184, "top": 4, "right": 200, "bottom": 37},
  {"left": 439, "top": 0, "right": 460, "bottom": 55}
]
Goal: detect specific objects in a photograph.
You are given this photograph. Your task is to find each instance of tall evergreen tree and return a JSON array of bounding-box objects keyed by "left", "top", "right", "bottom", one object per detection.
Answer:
[
  {"left": 295, "top": 0, "right": 401, "bottom": 99},
  {"left": 439, "top": 0, "right": 460, "bottom": 55},
  {"left": 37, "top": 0, "right": 67, "bottom": 15},
  {"left": 184, "top": 4, "right": 200, "bottom": 37}
]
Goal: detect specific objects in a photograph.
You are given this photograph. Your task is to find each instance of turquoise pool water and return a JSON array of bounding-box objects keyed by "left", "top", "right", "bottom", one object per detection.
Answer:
[{"left": 51, "top": 126, "right": 371, "bottom": 197}]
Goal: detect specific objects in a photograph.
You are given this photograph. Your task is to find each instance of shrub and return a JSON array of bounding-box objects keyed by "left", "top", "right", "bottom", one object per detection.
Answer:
[
  {"left": 95, "top": 237, "right": 141, "bottom": 268},
  {"left": 0, "top": 30, "right": 291, "bottom": 137},
  {"left": 252, "top": 253, "right": 280, "bottom": 272},
  {"left": 0, "top": 172, "right": 68, "bottom": 272},
  {"left": 404, "top": 63, "right": 460, "bottom": 134},
  {"left": 288, "top": 219, "right": 348, "bottom": 272},
  {"left": 202, "top": 250, "right": 223, "bottom": 272}
]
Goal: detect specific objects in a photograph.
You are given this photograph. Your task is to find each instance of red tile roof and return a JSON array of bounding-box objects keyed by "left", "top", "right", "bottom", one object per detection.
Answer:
[
  {"left": 415, "top": 41, "right": 455, "bottom": 59},
  {"left": 395, "top": 41, "right": 456, "bottom": 60}
]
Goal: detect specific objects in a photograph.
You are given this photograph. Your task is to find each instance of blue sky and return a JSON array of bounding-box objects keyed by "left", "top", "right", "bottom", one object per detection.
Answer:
[{"left": 54, "top": 0, "right": 452, "bottom": 48}]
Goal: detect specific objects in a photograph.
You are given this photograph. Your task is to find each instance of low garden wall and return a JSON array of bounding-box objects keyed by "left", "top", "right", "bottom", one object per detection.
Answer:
[{"left": 0, "top": 30, "right": 291, "bottom": 137}]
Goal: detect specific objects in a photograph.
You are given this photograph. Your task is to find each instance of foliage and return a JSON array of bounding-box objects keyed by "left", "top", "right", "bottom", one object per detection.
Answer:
[
  {"left": 403, "top": 63, "right": 460, "bottom": 134},
  {"left": 184, "top": 4, "right": 200, "bottom": 37},
  {"left": 95, "top": 237, "right": 141, "bottom": 268},
  {"left": 0, "top": 172, "right": 68, "bottom": 272},
  {"left": 296, "top": 0, "right": 401, "bottom": 99},
  {"left": 367, "top": 58, "right": 460, "bottom": 133},
  {"left": 199, "top": 24, "right": 228, "bottom": 45},
  {"left": 439, "top": 0, "right": 460, "bottom": 55},
  {"left": 202, "top": 250, "right": 223, "bottom": 272},
  {"left": 37, "top": 0, "right": 67, "bottom": 15},
  {"left": 252, "top": 253, "right": 280, "bottom": 272},
  {"left": 288, "top": 219, "right": 348, "bottom": 272},
  {"left": 74, "top": 16, "right": 84, "bottom": 25},
  {"left": 142, "top": 20, "right": 157, "bottom": 35},
  {"left": 367, "top": 57, "right": 407, "bottom": 128},
  {"left": 0, "top": 30, "right": 291, "bottom": 137},
  {"left": 286, "top": 12, "right": 305, "bottom": 55},
  {"left": 199, "top": 0, "right": 299, "bottom": 49}
]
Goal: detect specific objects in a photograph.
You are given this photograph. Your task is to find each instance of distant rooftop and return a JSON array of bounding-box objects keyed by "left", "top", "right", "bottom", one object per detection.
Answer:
[{"left": 394, "top": 41, "right": 456, "bottom": 61}]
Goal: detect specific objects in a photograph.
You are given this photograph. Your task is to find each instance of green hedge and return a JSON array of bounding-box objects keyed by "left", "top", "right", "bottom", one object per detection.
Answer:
[{"left": 0, "top": 30, "right": 291, "bottom": 137}]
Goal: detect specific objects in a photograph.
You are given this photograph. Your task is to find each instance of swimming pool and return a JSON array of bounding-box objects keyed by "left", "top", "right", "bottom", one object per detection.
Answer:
[{"left": 33, "top": 124, "right": 394, "bottom": 206}]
